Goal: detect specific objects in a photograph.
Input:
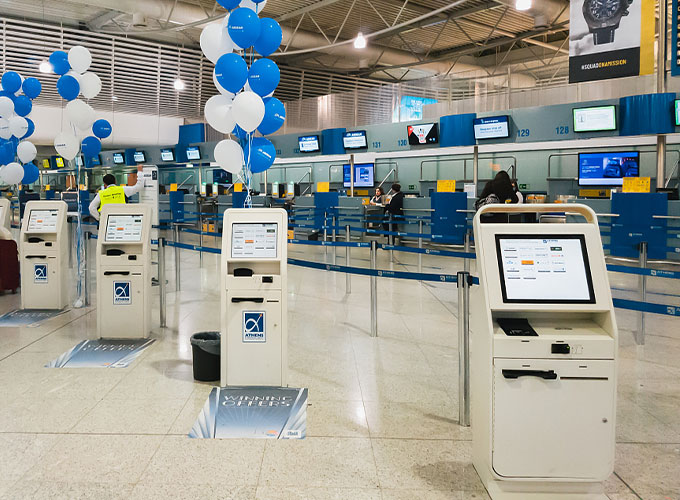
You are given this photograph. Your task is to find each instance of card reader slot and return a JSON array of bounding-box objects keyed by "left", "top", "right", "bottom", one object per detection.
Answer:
[
  {"left": 27, "top": 237, "right": 44, "bottom": 243},
  {"left": 104, "top": 271, "right": 130, "bottom": 276},
  {"left": 502, "top": 369, "right": 557, "bottom": 380},
  {"left": 25, "top": 255, "right": 47, "bottom": 259},
  {"left": 231, "top": 297, "right": 264, "bottom": 303}
]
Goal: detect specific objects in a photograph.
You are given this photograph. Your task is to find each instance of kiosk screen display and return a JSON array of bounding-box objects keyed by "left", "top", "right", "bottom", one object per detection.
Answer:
[
  {"left": 299, "top": 135, "right": 320, "bottom": 153},
  {"left": 112, "top": 153, "right": 125, "bottom": 164},
  {"left": 186, "top": 146, "right": 201, "bottom": 160},
  {"left": 343, "top": 163, "right": 374, "bottom": 187},
  {"left": 105, "top": 215, "right": 144, "bottom": 242},
  {"left": 407, "top": 123, "right": 439, "bottom": 145},
  {"left": 27, "top": 210, "right": 59, "bottom": 232},
  {"left": 342, "top": 131, "right": 368, "bottom": 150},
  {"left": 231, "top": 223, "right": 277, "bottom": 258},
  {"left": 160, "top": 148, "right": 175, "bottom": 162},
  {"left": 573, "top": 106, "right": 617, "bottom": 132},
  {"left": 473, "top": 116, "right": 510, "bottom": 139},
  {"left": 133, "top": 151, "right": 146, "bottom": 163},
  {"left": 578, "top": 152, "right": 639, "bottom": 186},
  {"left": 495, "top": 234, "right": 595, "bottom": 303}
]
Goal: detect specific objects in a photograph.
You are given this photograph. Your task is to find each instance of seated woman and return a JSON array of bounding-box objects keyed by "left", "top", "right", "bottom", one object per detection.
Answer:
[{"left": 475, "top": 171, "right": 519, "bottom": 223}]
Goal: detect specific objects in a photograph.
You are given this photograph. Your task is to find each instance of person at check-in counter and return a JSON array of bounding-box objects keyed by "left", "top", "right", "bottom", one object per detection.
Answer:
[
  {"left": 475, "top": 170, "right": 519, "bottom": 223},
  {"left": 88, "top": 164, "right": 144, "bottom": 221},
  {"left": 383, "top": 183, "right": 404, "bottom": 244},
  {"left": 369, "top": 186, "right": 386, "bottom": 206}
]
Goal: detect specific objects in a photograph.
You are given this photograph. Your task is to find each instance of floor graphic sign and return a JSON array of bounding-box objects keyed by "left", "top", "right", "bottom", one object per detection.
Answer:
[
  {"left": 569, "top": 0, "right": 654, "bottom": 83},
  {"left": 0, "top": 309, "right": 65, "bottom": 327},
  {"left": 189, "top": 386, "right": 307, "bottom": 439},
  {"left": 46, "top": 338, "right": 155, "bottom": 368}
]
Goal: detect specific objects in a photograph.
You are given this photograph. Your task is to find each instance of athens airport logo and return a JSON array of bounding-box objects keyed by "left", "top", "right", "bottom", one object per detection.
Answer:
[
  {"left": 113, "top": 281, "right": 131, "bottom": 305},
  {"left": 34, "top": 264, "right": 47, "bottom": 283},
  {"left": 243, "top": 311, "right": 266, "bottom": 342}
]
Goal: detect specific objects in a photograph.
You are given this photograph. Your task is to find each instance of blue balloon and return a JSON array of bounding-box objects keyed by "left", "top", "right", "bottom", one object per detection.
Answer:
[
  {"left": 254, "top": 18, "right": 282, "bottom": 57},
  {"left": 232, "top": 124, "right": 248, "bottom": 140},
  {"left": 0, "top": 141, "right": 14, "bottom": 165},
  {"left": 244, "top": 137, "right": 276, "bottom": 173},
  {"left": 22, "top": 77, "right": 42, "bottom": 99},
  {"left": 1, "top": 72, "right": 22, "bottom": 93},
  {"left": 14, "top": 95, "right": 32, "bottom": 117},
  {"left": 49, "top": 51, "right": 70, "bottom": 75},
  {"left": 248, "top": 58, "right": 280, "bottom": 97},
  {"left": 257, "top": 97, "right": 285, "bottom": 135},
  {"left": 215, "top": 53, "right": 248, "bottom": 94},
  {"left": 57, "top": 75, "right": 80, "bottom": 101},
  {"left": 217, "top": 0, "right": 240, "bottom": 8},
  {"left": 81, "top": 136, "right": 102, "bottom": 157},
  {"left": 21, "top": 163, "right": 39, "bottom": 184},
  {"left": 92, "top": 119, "right": 112, "bottom": 139},
  {"left": 228, "top": 8, "right": 261, "bottom": 49},
  {"left": 21, "top": 118, "right": 35, "bottom": 140}
]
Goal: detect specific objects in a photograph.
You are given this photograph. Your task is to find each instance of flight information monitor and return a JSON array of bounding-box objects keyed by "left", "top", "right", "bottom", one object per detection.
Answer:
[
  {"left": 407, "top": 123, "right": 439, "bottom": 145},
  {"left": 105, "top": 215, "right": 144, "bottom": 242},
  {"left": 231, "top": 223, "right": 278, "bottom": 258},
  {"left": 474, "top": 116, "right": 510, "bottom": 139},
  {"left": 133, "top": 151, "right": 146, "bottom": 163},
  {"left": 27, "top": 210, "right": 59, "bottom": 233},
  {"left": 342, "top": 130, "right": 368, "bottom": 150},
  {"left": 573, "top": 106, "right": 617, "bottom": 132},
  {"left": 160, "top": 148, "right": 175, "bottom": 162},
  {"left": 343, "top": 163, "right": 374, "bottom": 187},
  {"left": 186, "top": 146, "right": 201, "bottom": 161},
  {"left": 298, "top": 135, "right": 320, "bottom": 153},
  {"left": 495, "top": 234, "right": 595, "bottom": 304},
  {"left": 578, "top": 152, "right": 639, "bottom": 186},
  {"left": 112, "top": 153, "right": 125, "bottom": 164}
]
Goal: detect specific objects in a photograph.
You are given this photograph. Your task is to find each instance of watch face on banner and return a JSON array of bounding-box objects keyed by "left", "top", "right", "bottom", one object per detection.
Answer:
[{"left": 569, "top": 0, "right": 654, "bottom": 83}]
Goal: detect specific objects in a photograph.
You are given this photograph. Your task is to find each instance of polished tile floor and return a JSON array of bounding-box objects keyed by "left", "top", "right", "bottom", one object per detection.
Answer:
[{"left": 0, "top": 236, "right": 678, "bottom": 500}]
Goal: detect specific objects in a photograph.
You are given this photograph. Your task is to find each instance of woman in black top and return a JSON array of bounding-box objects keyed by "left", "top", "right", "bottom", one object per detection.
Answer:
[
  {"left": 477, "top": 170, "right": 518, "bottom": 205},
  {"left": 383, "top": 183, "right": 405, "bottom": 244}
]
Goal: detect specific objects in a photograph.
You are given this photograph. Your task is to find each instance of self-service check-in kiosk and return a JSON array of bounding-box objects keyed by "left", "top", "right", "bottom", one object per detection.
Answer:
[
  {"left": 0, "top": 198, "right": 11, "bottom": 239},
  {"left": 220, "top": 208, "right": 287, "bottom": 387},
  {"left": 20, "top": 201, "right": 69, "bottom": 310},
  {"left": 96, "top": 204, "right": 152, "bottom": 339},
  {"left": 471, "top": 204, "right": 617, "bottom": 500}
]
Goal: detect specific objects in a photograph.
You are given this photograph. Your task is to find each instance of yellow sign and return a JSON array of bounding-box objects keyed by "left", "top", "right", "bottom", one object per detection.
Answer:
[
  {"left": 287, "top": 230, "right": 294, "bottom": 240},
  {"left": 316, "top": 182, "right": 329, "bottom": 193},
  {"left": 354, "top": 189, "right": 369, "bottom": 196},
  {"left": 79, "top": 184, "right": 86, "bottom": 191},
  {"left": 45, "top": 184, "right": 51, "bottom": 191},
  {"left": 234, "top": 182, "right": 243, "bottom": 192},
  {"left": 170, "top": 183, "right": 178, "bottom": 192},
  {"left": 579, "top": 189, "right": 610, "bottom": 198},
  {"left": 437, "top": 180, "right": 456, "bottom": 192},
  {"left": 361, "top": 198, "right": 370, "bottom": 205},
  {"left": 42, "top": 159, "right": 50, "bottom": 169},
  {"left": 55, "top": 157, "right": 65, "bottom": 168},
  {"left": 202, "top": 223, "right": 216, "bottom": 233},
  {"left": 622, "top": 177, "right": 651, "bottom": 193}
]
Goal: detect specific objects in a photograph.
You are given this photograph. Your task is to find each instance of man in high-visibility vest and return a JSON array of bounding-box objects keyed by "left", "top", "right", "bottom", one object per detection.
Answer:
[{"left": 89, "top": 164, "right": 144, "bottom": 221}]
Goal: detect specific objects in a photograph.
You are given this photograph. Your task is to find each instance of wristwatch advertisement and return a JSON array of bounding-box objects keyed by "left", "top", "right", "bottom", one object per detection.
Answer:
[{"left": 568, "top": 0, "right": 654, "bottom": 83}]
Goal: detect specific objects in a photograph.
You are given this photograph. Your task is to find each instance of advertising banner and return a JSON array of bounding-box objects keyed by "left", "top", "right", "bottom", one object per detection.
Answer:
[
  {"left": 569, "top": 0, "right": 654, "bottom": 83},
  {"left": 46, "top": 339, "right": 155, "bottom": 368}
]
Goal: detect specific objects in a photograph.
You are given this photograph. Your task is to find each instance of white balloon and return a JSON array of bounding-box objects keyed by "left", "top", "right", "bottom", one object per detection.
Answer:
[
  {"left": 0, "top": 118, "right": 10, "bottom": 140},
  {"left": 0, "top": 162, "right": 24, "bottom": 185},
  {"left": 17, "top": 141, "right": 37, "bottom": 163},
  {"left": 212, "top": 68, "right": 235, "bottom": 97},
  {"left": 8, "top": 116, "right": 28, "bottom": 138},
  {"left": 79, "top": 72, "right": 102, "bottom": 99},
  {"left": 240, "top": 0, "right": 266, "bottom": 12},
  {"left": 204, "top": 94, "right": 236, "bottom": 134},
  {"left": 214, "top": 139, "right": 243, "bottom": 174},
  {"left": 65, "top": 99, "right": 96, "bottom": 130},
  {"left": 232, "top": 91, "right": 265, "bottom": 132},
  {"left": 200, "top": 22, "right": 234, "bottom": 64},
  {"left": 54, "top": 131, "right": 80, "bottom": 160},
  {"left": 68, "top": 45, "right": 92, "bottom": 74},
  {"left": 66, "top": 69, "right": 82, "bottom": 85},
  {"left": 0, "top": 96, "right": 14, "bottom": 118}
]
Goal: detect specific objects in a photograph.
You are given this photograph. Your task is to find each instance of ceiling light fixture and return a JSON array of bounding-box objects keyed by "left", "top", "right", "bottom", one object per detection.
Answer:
[
  {"left": 174, "top": 77, "right": 185, "bottom": 91},
  {"left": 354, "top": 32, "right": 367, "bottom": 49},
  {"left": 39, "top": 60, "right": 52, "bottom": 73},
  {"left": 515, "top": 0, "right": 531, "bottom": 11}
]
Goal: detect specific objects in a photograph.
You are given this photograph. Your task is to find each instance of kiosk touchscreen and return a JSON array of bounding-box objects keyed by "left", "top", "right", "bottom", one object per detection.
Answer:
[
  {"left": 471, "top": 204, "right": 617, "bottom": 500},
  {"left": 221, "top": 208, "right": 287, "bottom": 387},
  {"left": 20, "top": 201, "right": 69, "bottom": 310},
  {"left": 96, "top": 204, "right": 152, "bottom": 339}
]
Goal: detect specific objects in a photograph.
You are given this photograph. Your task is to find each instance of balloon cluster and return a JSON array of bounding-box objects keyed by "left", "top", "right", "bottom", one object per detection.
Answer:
[
  {"left": 0, "top": 71, "right": 41, "bottom": 185},
  {"left": 202, "top": 0, "right": 285, "bottom": 190},
  {"left": 50, "top": 47, "right": 113, "bottom": 162}
]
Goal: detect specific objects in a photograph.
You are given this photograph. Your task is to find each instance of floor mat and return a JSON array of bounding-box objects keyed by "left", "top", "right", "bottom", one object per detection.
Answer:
[
  {"left": 46, "top": 338, "right": 156, "bottom": 368},
  {"left": 0, "top": 309, "right": 66, "bottom": 327}
]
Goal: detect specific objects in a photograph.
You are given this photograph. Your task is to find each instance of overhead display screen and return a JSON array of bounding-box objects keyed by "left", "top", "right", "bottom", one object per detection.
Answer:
[
  {"left": 160, "top": 148, "right": 175, "bottom": 162},
  {"left": 105, "top": 215, "right": 144, "bottom": 242},
  {"left": 213, "top": 169, "right": 232, "bottom": 184},
  {"left": 474, "top": 116, "right": 510, "bottom": 140},
  {"left": 27, "top": 210, "right": 59, "bottom": 233},
  {"left": 675, "top": 100, "right": 680, "bottom": 126},
  {"left": 495, "top": 235, "right": 595, "bottom": 304},
  {"left": 90, "top": 155, "right": 102, "bottom": 166},
  {"left": 298, "top": 135, "right": 320, "bottom": 153},
  {"left": 186, "top": 146, "right": 201, "bottom": 161},
  {"left": 231, "top": 223, "right": 278, "bottom": 258},
  {"left": 573, "top": 106, "right": 617, "bottom": 132},
  {"left": 343, "top": 163, "right": 374, "bottom": 187},
  {"left": 112, "top": 153, "right": 124, "bottom": 164},
  {"left": 578, "top": 152, "right": 639, "bottom": 186},
  {"left": 407, "top": 123, "right": 439, "bottom": 145},
  {"left": 133, "top": 151, "right": 146, "bottom": 163},
  {"left": 342, "top": 131, "right": 368, "bottom": 150}
]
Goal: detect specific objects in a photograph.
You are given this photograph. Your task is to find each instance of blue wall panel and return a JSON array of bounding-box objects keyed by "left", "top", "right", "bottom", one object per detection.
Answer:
[
  {"left": 620, "top": 93, "right": 676, "bottom": 136},
  {"left": 178, "top": 123, "right": 205, "bottom": 145},
  {"left": 314, "top": 192, "right": 339, "bottom": 229},
  {"left": 440, "top": 113, "right": 476, "bottom": 147},
  {"left": 430, "top": 192, "right": 467, "bottom": 244},
  {"left": 611, "top": 193, "right": 668, "bottom": 259},
  {"left": 321, "top": 128, "right": 346, "bottom": 155},
  {"left": 169, "top": 191, "right": 185, "bottom": 221},
  {"left": 232, "top": 191, "right": 247, "bottom": 209}
]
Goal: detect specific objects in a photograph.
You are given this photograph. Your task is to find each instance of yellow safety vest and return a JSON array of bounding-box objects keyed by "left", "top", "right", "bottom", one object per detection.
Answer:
[{"left": 98, "top": 185, "right": 126, "bottom": 211}]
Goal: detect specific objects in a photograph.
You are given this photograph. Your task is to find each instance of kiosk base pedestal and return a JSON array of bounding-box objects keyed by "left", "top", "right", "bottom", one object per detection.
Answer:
[{"left": 481, "top": 474, "right": 607, "bottom": 500}]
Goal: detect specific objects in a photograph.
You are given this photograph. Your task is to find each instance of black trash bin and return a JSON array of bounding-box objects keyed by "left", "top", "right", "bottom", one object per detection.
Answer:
[{"left": 190, "top": 331, "right": 221, "bottom": 382}]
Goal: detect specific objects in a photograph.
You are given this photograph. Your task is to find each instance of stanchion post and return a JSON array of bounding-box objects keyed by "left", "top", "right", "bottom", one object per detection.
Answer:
[
  {"left": 637, "top": 241, "right": 647, "bottom": 345},
  {"left": 199, "top": 214, "right": 204, "bottom": 267},
  {"left": 464, "top": 230, "right": 471, "bottom": 274},
  {"left": 159, "top": 237, "right": 167, "bottom": 328},
  {"left": 370, "top": 240, "right": 378, "bottom": 337},
  {"left": 83, "top": 231, "right": 90, "bottom": 307},
  {"left": 174, "top": 224, "right": 181, "bottom": 292},
  {"left": 418, "top": 220, "right": 423, "bottom": 273},
  {"left": 389, "top": 213, "right": 395, "bottom": 263},
  {"left": 323, "top": 210, "right": 328, "bottom": 258},
  {"left": 457, "top": 271, "right": 471, "bottom": 427},
  {"left": 332, "top": 215, "right": 337, "bottom": 265},
  {"left": 345, "top": 224, "right": 351, "bottom": 294}
]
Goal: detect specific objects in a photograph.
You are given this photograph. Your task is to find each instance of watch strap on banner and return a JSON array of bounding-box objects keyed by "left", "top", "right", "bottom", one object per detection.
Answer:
[{"left": 593, "top": 28, "right": 615, "bottom": 45}]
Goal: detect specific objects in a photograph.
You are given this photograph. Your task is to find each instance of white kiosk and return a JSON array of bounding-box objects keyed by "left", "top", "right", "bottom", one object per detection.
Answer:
[
  {"left": 96, "top": 204, "right": 152, "bottom": 339},
  {"left": 220, "top": 208, "right": 287, "bottom": 387},
  {"left": 0, "top": 198, "right": 12, "bottom": 239},
  {"left": 20, "top": 201, "right": 69, "bottom": 309},
  {"left": 471, "top": 204, "right": 617, "bottom": 500}
]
